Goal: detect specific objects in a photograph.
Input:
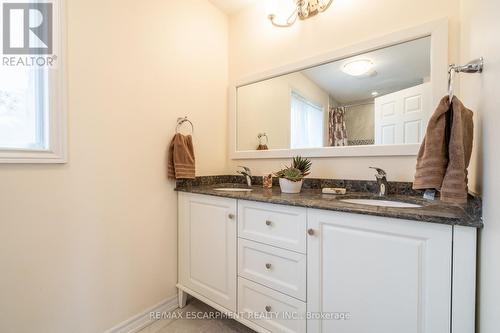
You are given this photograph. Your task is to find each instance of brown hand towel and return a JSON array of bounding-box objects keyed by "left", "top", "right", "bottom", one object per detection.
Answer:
[
  {"left": 441, "top": 98, "right": 474, "bottom": 203},
  {"left": 167, "top": 133, "right": 196, "bottom": 180},
  {"left": 413, "top": 96, "right": 473, "bottom": 204}
]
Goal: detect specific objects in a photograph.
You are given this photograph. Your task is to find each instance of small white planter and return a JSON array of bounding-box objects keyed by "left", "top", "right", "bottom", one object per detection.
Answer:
[{"left": 279, "top": 178, "right": 304, "bottom": 194}]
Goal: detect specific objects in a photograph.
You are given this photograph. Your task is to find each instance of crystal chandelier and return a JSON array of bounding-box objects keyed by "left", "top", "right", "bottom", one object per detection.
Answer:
[{"left": 268, "top": 0, "right": 334, "bottom": 28}]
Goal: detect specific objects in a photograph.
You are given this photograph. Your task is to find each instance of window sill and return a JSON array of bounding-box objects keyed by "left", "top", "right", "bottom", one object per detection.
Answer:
[{"left": 0, "top": 148, "right": 67, "bottom": 164}]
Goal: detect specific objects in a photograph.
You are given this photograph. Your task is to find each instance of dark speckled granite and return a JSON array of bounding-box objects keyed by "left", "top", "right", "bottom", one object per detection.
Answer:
[
  {"left": 176, "top": 176, "right": 483, "bottom": 228},
  {"left": 176, "top": 176, "right": 424, "bottom": 195}
]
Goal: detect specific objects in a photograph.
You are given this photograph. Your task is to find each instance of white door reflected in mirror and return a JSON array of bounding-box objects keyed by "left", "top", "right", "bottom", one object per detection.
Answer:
[{"left": 375, "top": 83, "right": 432, "bottom": 145}]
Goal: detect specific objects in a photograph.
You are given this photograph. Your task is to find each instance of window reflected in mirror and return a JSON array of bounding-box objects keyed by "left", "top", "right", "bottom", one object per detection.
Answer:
[{"left": 290, "top": 91, "right": 324, "bottom": 149}]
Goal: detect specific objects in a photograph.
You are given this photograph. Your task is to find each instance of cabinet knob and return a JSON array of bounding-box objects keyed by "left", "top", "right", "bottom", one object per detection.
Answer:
[
  {"left": 265, "top": 220, "right": 272, "bottom": 226},
  {"left": 308, "top": 229, "right": 315, "bottom": 236},
  {"left": 265, "top": 305, "right": 272, "bottom": 312},
  {"left": 228, "top": 214, "right": 235, "bottom": 219},
  {"left": 265, "top": 263, "right": 272, "bottom": 270}
]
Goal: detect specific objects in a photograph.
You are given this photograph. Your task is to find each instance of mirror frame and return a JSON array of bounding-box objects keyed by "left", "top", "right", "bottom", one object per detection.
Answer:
[{"left": 229, "top": 19, "right": 448, "bottom": 159}]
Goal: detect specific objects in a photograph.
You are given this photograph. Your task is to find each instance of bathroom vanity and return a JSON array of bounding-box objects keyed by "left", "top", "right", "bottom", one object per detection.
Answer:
[
  {"left": 176, "top": 179, "right": 481, "bottom": 333},
  {"left": 174, "top": 18, "right": 481, "bottom": 333}
]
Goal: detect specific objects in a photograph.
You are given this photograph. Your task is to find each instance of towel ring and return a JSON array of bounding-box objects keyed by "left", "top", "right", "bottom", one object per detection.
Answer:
[
  {"left": 176, "top": 117, "right": 194, "bottom": 134},
  {"left": 258, "top": 133, "right": 268, "bottom": 145}
]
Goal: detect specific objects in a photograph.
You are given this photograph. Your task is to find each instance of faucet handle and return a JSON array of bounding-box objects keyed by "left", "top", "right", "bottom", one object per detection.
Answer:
[
  {"left": 237, "top": 166, "right": 252, "bottom": 176},
  {"left": 369, "top": 167, "right": 387, "bottom": 178}
]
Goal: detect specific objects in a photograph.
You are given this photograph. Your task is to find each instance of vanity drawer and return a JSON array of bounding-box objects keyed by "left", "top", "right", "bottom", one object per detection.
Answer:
[
  {"left": 238, "top": 200, "right": 307, "bottom": 253},
  {"left": 238, "top": 239, "right": 306, "bottom": 301},
  {"left": 238, "top": 277, "right": 306, "bottom": 333}
]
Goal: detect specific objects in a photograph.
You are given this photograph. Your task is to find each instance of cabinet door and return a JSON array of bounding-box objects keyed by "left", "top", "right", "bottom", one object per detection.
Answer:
[
  {"left": 307, "top": 209, "right": 452, "bottom": 333},
  {"left": 178, "top": 193, "right": 237, "bottom": 311}
]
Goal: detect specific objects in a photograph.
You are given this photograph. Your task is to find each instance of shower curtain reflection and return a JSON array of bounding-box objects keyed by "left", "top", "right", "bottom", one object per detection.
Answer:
[{"left": 329, "top": 106, "right": 348, "bottom": 146}]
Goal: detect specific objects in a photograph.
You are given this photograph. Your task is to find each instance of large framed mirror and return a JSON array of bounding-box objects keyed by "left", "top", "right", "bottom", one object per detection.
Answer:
[{"left": 229, "top": 19, "right": 448, "bottom": 159}]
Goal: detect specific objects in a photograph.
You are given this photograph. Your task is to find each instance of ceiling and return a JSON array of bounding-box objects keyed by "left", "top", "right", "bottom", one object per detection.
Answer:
[
  {"left": 303, "top": 36, "right": 431, "bottom": 104},
  {"left": 209, "top": 0, "right": 259, "bottom": 14}
]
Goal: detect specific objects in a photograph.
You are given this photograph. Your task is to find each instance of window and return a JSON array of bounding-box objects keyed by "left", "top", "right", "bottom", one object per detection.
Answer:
[
  {"left": 0, "top": 1, "right": 65, "bottom": 163},
  {"left": 0, "top": 68, "right": 48, "bottom": 150},
  {"left": 290, "top": 91, "right": 324, "bottom": 149}
]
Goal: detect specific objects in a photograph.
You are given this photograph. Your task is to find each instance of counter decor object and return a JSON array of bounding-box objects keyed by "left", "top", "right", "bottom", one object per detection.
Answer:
[
  {"left": 275, "top": 156, "right": 312, "bottom": 194},
  {"left": 322, "top": 188, "right": 347, "bottom": 195},
  {"left": 263, "top": 174, "right": 273, "bottom": 189},
  {"left": 257, "top": 133, "right": 269, "bottom": 150},
  {"left": 279, "top": 177, "right": 303, "bottom": 194}
]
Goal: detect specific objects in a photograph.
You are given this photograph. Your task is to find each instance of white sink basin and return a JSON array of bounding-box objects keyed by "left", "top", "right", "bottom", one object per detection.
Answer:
[
  {"left": 340, "top": 198, "right": 422, "bottom": 208},
  {"left": 214, "top": 188, "right": 253, "bottom": 192}
]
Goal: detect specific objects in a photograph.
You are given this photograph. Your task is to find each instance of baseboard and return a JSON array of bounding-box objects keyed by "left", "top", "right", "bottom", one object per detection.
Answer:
[{"left": 103, "top": 294, "right": 178, "bottom": 333}]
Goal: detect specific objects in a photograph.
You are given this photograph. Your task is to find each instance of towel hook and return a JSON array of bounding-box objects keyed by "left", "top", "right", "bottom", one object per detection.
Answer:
[
  {"left": 176, "top": 116, "right": 194, "bottom": 134},
  {"left": 448, "top": 65, "right": 456, "bottom": 102},
  {"left": 448, "top": 57, "right": 484, "bottom": 102}
]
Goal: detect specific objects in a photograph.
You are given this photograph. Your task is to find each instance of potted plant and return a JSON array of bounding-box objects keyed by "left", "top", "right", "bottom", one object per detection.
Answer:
[{"left": 274, "top": 156, "right": 312, "bottom": 194}]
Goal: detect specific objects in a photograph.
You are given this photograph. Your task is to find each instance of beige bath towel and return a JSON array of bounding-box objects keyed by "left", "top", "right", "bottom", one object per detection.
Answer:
[
  {"left": 167, "top": 134, "right": 195, "bottom": 180},
  {"left": 413, "top": 96, "right": 473, "bottom": 204}
]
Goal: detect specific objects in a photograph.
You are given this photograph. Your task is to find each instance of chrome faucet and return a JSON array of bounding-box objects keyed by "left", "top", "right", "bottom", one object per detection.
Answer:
[
  {"left": 237, "top": 166, "right": 252, "bottom": 187},
  {"left": 370, "top": 167, "right": 388, "bottom": 197}
]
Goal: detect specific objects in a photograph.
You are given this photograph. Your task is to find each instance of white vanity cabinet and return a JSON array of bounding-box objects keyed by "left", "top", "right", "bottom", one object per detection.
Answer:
[
  {"left": 177, "top": 192, "right": 237, "bottom": 312},
  {"left": 177, "top": 192, "right": 476, "bottom": 333},
  {"left": 307, "top": 209, "right": 453, "bottom": 333},
  {"left": 237, "top": 200, "right": 308, "bottom": 333}
]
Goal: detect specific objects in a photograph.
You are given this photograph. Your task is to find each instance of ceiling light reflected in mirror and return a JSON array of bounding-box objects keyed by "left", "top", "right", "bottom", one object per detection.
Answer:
[{"left": 342, "top": 59, "right": 375, "bottom": 77}]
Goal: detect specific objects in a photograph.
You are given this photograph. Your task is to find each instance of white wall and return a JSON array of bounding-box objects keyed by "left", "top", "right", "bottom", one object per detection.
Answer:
[
  {"left": 237, "top": 72, "right": 330, "bottom": 150},
  {"left": 228, "top": 0, "right": 460, "bottom": 181},
  {"left": 0, "top": 1, "right": 228, "bottom": 332},
  {"left": 459, "top": 0, "right": 500, "bottom": 331}
]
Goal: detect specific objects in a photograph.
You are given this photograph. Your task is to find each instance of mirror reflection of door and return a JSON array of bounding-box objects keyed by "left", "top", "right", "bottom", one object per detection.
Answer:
[{"left": 374, "top": 83, "right": 431, "bottom": 145}]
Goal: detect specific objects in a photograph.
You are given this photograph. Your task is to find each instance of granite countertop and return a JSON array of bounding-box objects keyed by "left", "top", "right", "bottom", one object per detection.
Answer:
[{"left": 175, "top": 177, "right": 483, "bottom": 228}]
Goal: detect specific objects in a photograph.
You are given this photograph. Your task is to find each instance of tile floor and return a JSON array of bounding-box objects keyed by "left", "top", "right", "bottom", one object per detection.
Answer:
[{"left": 138, "top": 298, "right": 256, "bottom": 333}]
